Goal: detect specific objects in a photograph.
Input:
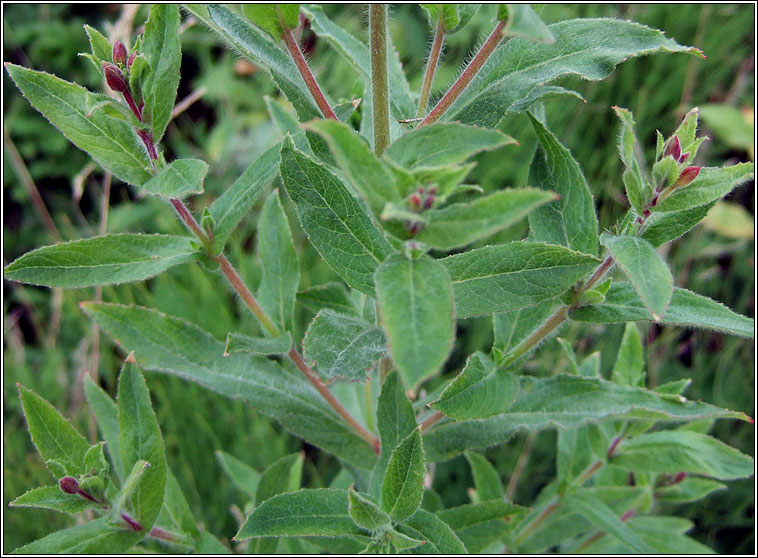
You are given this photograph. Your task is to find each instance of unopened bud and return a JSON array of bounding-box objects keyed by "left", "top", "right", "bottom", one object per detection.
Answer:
[
  {"left": 671, "top": 472, "right": 688, "bottom": 485},
  {"left": 673, "top": 166, "right": 701, "bottom": 188},
  {"left": 423, "top": 194, "right": 435, "bottom": 209},
  {"left": 663, "top": 135, "right": 681, "bottom": 161},
  {"left": 59, "top": 476, "right": 79, "bottom": 494},
  {"left": 409, "top": 193, "right": 422, "bottom": 211},
  {"left": 112, "top": 40, "right": 127, "bottom": 65},
  {"left": 127, "top": 51, "right": 136, "bottom": 68},
  {"left": 428, "top": 185, "right": 438, "bottom": 195},
  {"left": 102, "top": 62, "right": 128, "bottom": 93}
]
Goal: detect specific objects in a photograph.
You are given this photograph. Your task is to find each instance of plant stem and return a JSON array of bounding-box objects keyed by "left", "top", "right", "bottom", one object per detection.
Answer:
[
  {"left": 282, "top": 26, "right": 338, "bottom": 120},
  {"left": 369, "top": 4, "right": 391, "bottom": 155},
  {"left": 417, "top": 15, "right": 445, "bottom": 118},
  {"left": 420, "top": 410, "right": 444, "bottom": 431},
  {"left": 583, "top": 255, "right": 615, "bottom": 291},
  {"left": 418, "top": 20, "right": 506, "bottom": 127},
  {"left": 168, "top": 197, "right": 379, "bottom": 453},
  {"left": 506, "top": 431, "right": 536, "bottom": 501},
  {"left": 503, "top": 306, "right": 569, "bottom": 367}
]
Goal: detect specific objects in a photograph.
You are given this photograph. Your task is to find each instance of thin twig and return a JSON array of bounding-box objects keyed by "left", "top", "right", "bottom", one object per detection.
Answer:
[
  {"left": 369, "top": 4, "right": 391, "bottom": 154},
  {"left": 419, "top": 20, "right": 506, "bottom": 127},
  {"left": 170, "top": 87, "right": 207, "bottom": 121},
  {"left": 417, "top": 15, "right": 446, "bottom": 118},
  {"left": 282, "top": 27, "right": 338, "bottom": 120},
  {"left": 420, "top": 411, "right": 444, "bottom": 431},
  {"left": 506, "top": 431, "right": 536, "bottom": 501}
]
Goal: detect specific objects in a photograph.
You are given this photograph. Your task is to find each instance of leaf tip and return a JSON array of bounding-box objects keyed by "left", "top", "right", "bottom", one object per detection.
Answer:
[{"left": 124, "top": 352, "right": 137, "bottom": 364}]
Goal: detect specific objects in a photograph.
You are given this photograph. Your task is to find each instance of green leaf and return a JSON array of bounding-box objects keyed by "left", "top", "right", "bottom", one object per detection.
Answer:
[
  {"left": 257, "top": 189, "right": 300, "bottom": 332},
  {"left": 11, "top": 516, "right": 143, "bottom": 554},
  {"left": 84, "top": 376, "right": 123, "bottom": 479},
  {"left": 83, "top": 25, "right": 111, "bottom": 65},
  {"left": 445, "top": 19, "right": 700, "bottom": 127},
  {"left": 298, "top": 282, "right": 357, "bottom": 316},
  {"left": 611, "top": 322, "right": 645, "bottom": 387},
  {"left": 422, "top": 374, "right": 751, "bottom": 461},
  {"left": 17, "top": 385, "right": 89, "bottom": 477},
  {"left": 207, "top": 143, "right": 280, "bottom": 254},
  {"left": 375, "top": 254, "right": 454, "bottom": 390},
  {"left": 303, "top": 310, "right": 386, "bottom": 382},
  {"left": 437, "top": 501, "right": 527, "bottom": 553},
  {"left": 387, "top": 528, "right": 426, "bottom": 551},
  {"left": 369, "top": 371, "right": 417, "bottom": 498},
  {"left": 500, "top": 4, "right": 554, "bottom": 43},
  {"left": 82, "top": 303, "right": 377, "bottom": 469},
  {"left": 600, "top": 233, "right": 672, "bottom": 321},
  {"left": 304, "top": 119, "right": 400, "bottom": 215},
  {"left": 215, "top": 451, "right": 261, "bottom": 498},
  {"left": 395, "top": 509, "right": 467, "bottom": 554},
  {"left": 9, "top": 486, "right": 99, "bottom": 515},
  {"left": 348, "top": 486, "right": 391, "bottom": 532},
  {"left": 413, "top": 188, "right": 557, "bottom": 250},
  {"left": 188, "top": 5, "right": 320, "bottom": 121},
  {"left": 432, "top": 352, "right": 519, "bottom": 420},
  {"left": 611, "top": 431, "right": 755, "bottom": 480},
  {"left": 265, "top": 96, "right": 312, "bottom": 154},
  {"left": 566, "top": 491, "right": 656, "bottom": 553},
  {"left": 443, "top": 242, "right": 598, "bottom": 318},
  {"left": 117, "top": 360, "right": 167, "bottom": 532},
  {"left": 613, "top": 107, "right": 651, "bottom": 215},
  {"left": 4, "top": 234, "right": 195, "bottom": 288},
  {"left": 464, "top": 451, "right": 505, "bottom": 502},
  {"left": 163, "top": 468, "right": 199, "bottom": 539},
  {"left": 141, "top": 159, "right": 208, "bottom": 198},
  {"left": 141, "top": 5, "right": 181, "bottom": 143},
  {"left": 528, "top": 114, "right": 598, "bottom": 256},
  {"left": 381, "top": 428, "right": 425, "bottom": 522},
  {"left": 224, "top": 331, "right": 293, "bottom": 356},
  {"left": 196, "top": 532, "right": 231, "bottom": 554},
  {"left": 655, "top": 477, "right": 726, "bottom": 504},
  {"left": 702, "top": 200, "right": 755, "bottom": 240},
  {"left": 420, "top": 5, "right": 460, "bottom": 31},
  {"left": 653, "top": 163, "right": 754, "bottom": 213},
  {"left": 243, "top": 4, "right": 300, "bottom": 39},
  {"left": 5, "top": 64, "right": 152, "bottom": 186},
  {"left": 280, "top": 136, "right": 395, "bottom": 295},
  {"left": 493, "top": 302, "right": 558, "bottom": 356},
  {"left": 256, "top": 452, "right": 304, "bottom": 505},
  {"left": 699, "top": 104, "right": 755, "bottom": 152},
  {"left": 573, "top": 282, "right": 755, "bottom": 338},
  {"left": 384, "top": 123, "right": 515, "bottom": 169},
  {"left": 236, "top": 489, "right": 363, "bottom": 539}
]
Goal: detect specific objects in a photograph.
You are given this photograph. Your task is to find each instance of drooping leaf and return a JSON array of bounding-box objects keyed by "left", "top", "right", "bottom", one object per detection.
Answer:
[
  {"left": 4, "top": 234, "right": 196, "bottom": 288},
  {"left": 600, "top": 233, "right": 673, "bottom": 321},
  {"left": 443, "top": 242, "right": 598, "bottom": 318},
  {"left": 207, "top": 143, "right": 280, "bottom": 254},
  {"left": 413, "top": 188, "right": 556, "bottom": 250},
  {"left": 235, "top": 489, "right": 363, "bottom": 539},
  {"left": 224, "top": 331, "right": 293, "bottom": 356},
  {"left": 303, "top": 310, "right": 387, "bottom": 382},
  {"left": 444, "top": 19, "right": 700, "bottom": 127},
  {"left": 84, "top": 376, "right": 123, "bottom": 479},
  {"left": 348, "top": 486, "right": 391, "bottom": 532},
  {"left": 571, "top": 282, "right": 754, "bottom": 338},
  {"left": 432, "top": 352, "right": 519, "bottom": 420},
  {"left": 117, "top": 360, "right": 167, "bottom": 532},
  {"left": 141, "top": 159, "right": 208, "bottom": 198},
  {"left": 215, "top": 451, "right": 261, "bottom": 498},
  {"left": 611, "top": 322, "right": 645, "bottom": 387},
  {"left": 653, "top": 163, "right": 754, "bottom": 213},
  {"left": 437, "top": 501, "right": 527, "bottom": 553},
  {"left": 279, "top": 136, "right": 395, "bottom": 295},
  {"left": 395, "top": 509, "right": 467, "bottom": 554},
  {"left": 82, "top": 303, "right": 377, "bottom": 469},
  {"left": 527, "top": 114, "right": 598, "bottom": 256},
  {"left": 17, "top": 385, "right": 90, "bottom": 477},
  {"left": 423, "top": 374, "right": 751, "bottom": 461},
  {"left": 384, "top": 123, "right": 516, "bottom": 169},
  {"left": 9, "top": 486, "right": 100, "bottom": 516},
  {"left": 611, "top": 431, "right": 754, "bottom": 480},
  {"left": 381, "top": 428, "right": 425, "bottom": 522},
  {"left": 375, "top": 254, "right": 454, "bottom": 390},
  {"left": 5, "top": 64, "right": 152, "bottom": 186},
  {"left": 141, "top": 5, "right": 181, "bottom": 143},
  {"left": 464, "top": 451, "right": 505, "bottom": 502},
  {"left": 11, "top": 516, "right": 144, "bottom": 554},
  {"left": 257, "top": 189, "right": 300, "bottom": 332}
]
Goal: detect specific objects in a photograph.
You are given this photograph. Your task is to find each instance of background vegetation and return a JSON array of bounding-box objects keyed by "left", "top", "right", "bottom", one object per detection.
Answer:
[{"left": 3, "top": 4, "right": 754, "bottom": 553}]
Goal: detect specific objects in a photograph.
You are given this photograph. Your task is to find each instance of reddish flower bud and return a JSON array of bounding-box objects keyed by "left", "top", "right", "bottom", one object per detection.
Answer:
[
  {"left": 127, "top": 51, "right": 136, "bottom": 68},
  {"left": 673, "top": 166, "right": 701, "bottom": 188},
  {"left": 671, "top": 472, "right": 688, "bottom": 485},
  {"left": 112, "top": 40, "right": 127, "bottom": 65},
  {"left": 102, "top": 62, "right": 128, "bottom": 93},
  {"left": 409, "top": 193, "right": 422, "bottom": 211},
  {"left": 423, "top": 194, "right": 435, "bottom": 209},
  {"left": 678, "top": 152, "right": 690, "bottom": 164},
  {"left": 59, "top": 476, "right": 79, "bottom": 494},
  {"left": 428, "top": 185, "right": 438, "bottom": 195},
  {"left": 663, "top": 135, "right": 681, "bottom": 161}
]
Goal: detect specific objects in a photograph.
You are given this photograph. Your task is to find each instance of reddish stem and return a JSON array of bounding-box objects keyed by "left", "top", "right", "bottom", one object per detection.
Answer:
[
  {"left": 419, "top": 20, "right": 506, "bottom": 127},
  {"left": 282, "top": 26, "right": 338, "bottom": 120},
  {"left": 417, "top": 16, "right": 446, "bottom": 117}
]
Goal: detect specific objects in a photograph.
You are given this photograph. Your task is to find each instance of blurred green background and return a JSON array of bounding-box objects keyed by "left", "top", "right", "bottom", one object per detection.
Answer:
[{"left": 3, "top": 4, "right": 754, "bottom": 553}]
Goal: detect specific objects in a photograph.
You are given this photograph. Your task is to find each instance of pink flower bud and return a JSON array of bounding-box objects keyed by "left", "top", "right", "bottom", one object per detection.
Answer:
[
  {"left": 671, "top": 472, "right": 688, "bottom": 485},
  {"left": 102, "top": 62, "right": 128, "bottom": 93},
  {"left": 673, "top": 166, "right": 701, "bottom": 188},
  {"left": 663, "top": 135, "right": 681, "bottom": 161},
  {"left": 59, "top": 476, "right": 79, "bottom": 494},
  {"left": 112, "top": 40, "right": 127, "bottom": 65},
  {"left": 423, "top": 194, "right": 435, "bottom": 209},
  {"left": 428, "top": 185, "right": 438, "bottom": 195},
  {"left": 127, "top": 51, "right": 136, "bottom": 68},
  {"left": 409, "top": 193, "right": 422, "bottom": 211}
]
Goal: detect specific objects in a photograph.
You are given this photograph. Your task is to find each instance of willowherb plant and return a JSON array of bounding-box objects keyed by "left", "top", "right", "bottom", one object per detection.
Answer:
[{"left": 4, "top": 4, "right": 755, "bottom": 554}]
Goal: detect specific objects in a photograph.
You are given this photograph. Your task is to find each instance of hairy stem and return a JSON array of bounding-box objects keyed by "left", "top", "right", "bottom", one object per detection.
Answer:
[
  {"left": 369, "top": 4, "right": 391, "bottom": 155},
  {"left": 503, "top": 306, "right": 569, "bottom": 367},
  {"left": 420, "top": 410, "right": 444, "bottom": 431},
  {"left": 282, "top": 27, "right": 338, "bottom": 120},
  {"left": 506, "top": 431, "right": 537, "bottom": 501},
  {"left": 417, "top": 15, "right": 445, "bottom": 117},
  {"left": 418, "top": 20, "right": 506, "bottom": 127}
]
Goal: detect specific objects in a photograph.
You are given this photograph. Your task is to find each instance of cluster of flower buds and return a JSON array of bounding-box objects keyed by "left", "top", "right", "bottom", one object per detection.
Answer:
[
  {"left": 102, "top": 40, "right": 143, "bottom": 122},
  {"left": 662, "top": 135, "right": 702, "bottom": 188},
  {"left": 404, "top": 185, "right": 438, "bottom": 235}
]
